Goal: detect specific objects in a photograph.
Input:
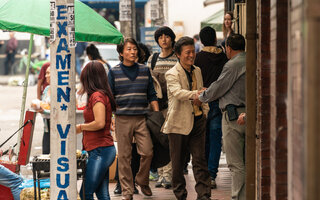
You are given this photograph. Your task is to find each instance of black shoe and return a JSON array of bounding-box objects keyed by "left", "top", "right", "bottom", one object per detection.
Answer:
[
  {"left": 155, "top": 180, "right": 163, "bottom": 188},
  {"left": 210, "top": 179, "right": 217, "bottom": 189},
  {"left": 197, "top": 196, "right": 211, "bottom": 200},
  {"left": 134, "top": 186, "right": 139, "bottom": 194},
  {"left": 114, "top": 182, "right": 122, "bottom": 195},
  {"left": 162, "top": 179, "right": 172, "bottom": 189},
  {"left": 136, "top": 183, "right": 152, "bottom": 196}
]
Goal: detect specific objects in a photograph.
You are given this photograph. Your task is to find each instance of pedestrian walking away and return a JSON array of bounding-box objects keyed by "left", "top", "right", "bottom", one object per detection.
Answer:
[
  {"left": 76, "top": 61, "right": 117, "bottom": 200},
  {"left": 198, "top": 34, "right": 246, "bottom": 200},
  {"left": 32, "top": 64, "right": 51, "bottom": 155},
  {"left": 193, "top": 34, "right": 203, "bottom": 53},
  {"left": 86, "top": 44, "right": 111, "bottom": 74},
  {"left": 4, "top": 32, "right": 18, "bottom": 75},
  {"left": 75, "top": 42, "right": 87, "bottom": 76},
  {"left": 194, "top": 26, "right": 228, "bottom": 189}
]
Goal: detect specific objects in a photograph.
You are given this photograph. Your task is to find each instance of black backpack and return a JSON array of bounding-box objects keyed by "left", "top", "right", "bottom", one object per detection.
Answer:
[{"left": 150, "top": 53, "right": 160, "bottom": 70}]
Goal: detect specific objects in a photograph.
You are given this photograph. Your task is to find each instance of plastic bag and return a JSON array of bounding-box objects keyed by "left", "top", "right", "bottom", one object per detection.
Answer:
[{"left": 19, "top": 178, "right": 50, "bottom": 189}]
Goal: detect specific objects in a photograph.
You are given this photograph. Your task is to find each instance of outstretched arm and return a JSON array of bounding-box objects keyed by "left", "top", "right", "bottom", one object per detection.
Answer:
[
  {"left": 165, "top": 72, "right": 197, "bottom": 101},
  {"left": 199, "top": 64, "right": 238, "bottom": 103}
]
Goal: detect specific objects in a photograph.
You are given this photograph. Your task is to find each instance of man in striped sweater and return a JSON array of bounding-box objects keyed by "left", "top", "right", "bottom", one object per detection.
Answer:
[
  {"left": 108, "top": 38, "right": 159, "bottom": 200},
  {"left": 147, "top": 26, "right": 177, "bottom": 189}
]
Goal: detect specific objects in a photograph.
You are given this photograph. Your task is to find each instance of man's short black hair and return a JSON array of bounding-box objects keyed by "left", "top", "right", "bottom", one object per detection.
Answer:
[
  {"left": 174, "top": 36, "right": 194, "bottom": 55},
  {"left": 199, "top": 26, "right": 217, "bottom": 46},
  {"left": 137, "top": 42, "right": 152, "bottom": 64},
  {"left": 117, "top": 38, "right": 141, "bottom": 62},
  {"left": 193, "top": 34, "right": 199, "bottom": 41},
  {"left": 154, "top": 26, "right": 176, "bottom": 48},
  {"left": 226, "top": 34, "right": 245, "bottom": 51}
]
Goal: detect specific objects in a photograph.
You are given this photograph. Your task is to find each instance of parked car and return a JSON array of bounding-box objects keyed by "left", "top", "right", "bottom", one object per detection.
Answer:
[{"left": 95, "top": 44, "right": 120, "bottom": 68}]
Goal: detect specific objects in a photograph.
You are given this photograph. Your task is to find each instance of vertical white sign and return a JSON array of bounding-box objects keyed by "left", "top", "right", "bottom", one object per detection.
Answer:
[
  {"left": 67, "top": 4, "right": 76, "bottom": 48},
  {"left": 50, "top": 0, "right": 77, "bottom": 199},
  {"left": 50, "top": 1, "right": 56, "bottom": 43},
  {"left": 119, "top": 0, "right": 132, "bottom": 21},
  {"left": 150, "top": 0, "right": 159, "bottom": 20}
]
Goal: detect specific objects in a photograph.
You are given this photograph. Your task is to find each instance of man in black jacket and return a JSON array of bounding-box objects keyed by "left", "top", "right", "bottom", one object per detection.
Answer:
[{"left": 194, "top": 26, "right": 228, "bottom": 189}]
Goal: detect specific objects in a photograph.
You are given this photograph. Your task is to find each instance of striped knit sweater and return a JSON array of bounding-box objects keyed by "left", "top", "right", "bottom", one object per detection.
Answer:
[
  {"left": 147, "top": 52, "right": 178, "bottom": 110},
  {"left": 108, "top": 63, "right": 157, "bottom": 115}
]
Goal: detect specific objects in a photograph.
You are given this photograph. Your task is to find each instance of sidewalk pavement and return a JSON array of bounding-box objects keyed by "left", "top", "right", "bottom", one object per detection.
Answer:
[
  {"left": 108, "top": 153, "right": 231, "bottom": 200},
  {"left": 0, "top": 75, "right": 14, "bottom": 85},
  {"left": 0, "top": 74, "right": 79, "bottom": 86},
  {"left": 0, "top": 74, "right": 32, "bottom": 86},
  {"left": 4, "top": 70, "right": 232, "bottom": 199}
]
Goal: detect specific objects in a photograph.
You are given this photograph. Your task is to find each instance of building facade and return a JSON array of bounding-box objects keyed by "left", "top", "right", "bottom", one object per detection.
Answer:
[
  {"left": 225, "top": 0, "right": 320, "bottom": 199},
  {"left": 144, "top": 0, "right": 224, "bottom": 38}
]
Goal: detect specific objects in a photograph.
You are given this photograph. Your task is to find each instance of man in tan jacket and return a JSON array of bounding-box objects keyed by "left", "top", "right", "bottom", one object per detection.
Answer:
[{"left": 162, "top": 36, "right": 211, "bottom": 200}]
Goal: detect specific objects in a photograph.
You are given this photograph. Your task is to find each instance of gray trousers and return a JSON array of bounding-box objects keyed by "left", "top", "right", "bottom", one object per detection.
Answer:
[{"left": 222, "top": 107, "right": 246, "bottom": 200}]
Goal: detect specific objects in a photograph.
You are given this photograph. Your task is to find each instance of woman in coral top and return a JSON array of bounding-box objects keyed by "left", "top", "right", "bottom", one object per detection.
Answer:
[{"left": 76, "top": 61, "right": 117, "bottom": 200}]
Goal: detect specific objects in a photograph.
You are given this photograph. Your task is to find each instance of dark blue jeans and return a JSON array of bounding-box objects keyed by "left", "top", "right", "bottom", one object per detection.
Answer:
[
  {"left": 76, "top": 55, "right": 81, "bottom": 76},
  {"left": 80, "top": 146, "right": 116, "bottom": 200},
  {"left": 4, "top": 52, "right": 16, "bottom": 75},
  {"left": 205, "top": 100, "right": 222, "bottom": 180},
  {"left": 42, "top": 118, "right": 50, "bottom": 154}
]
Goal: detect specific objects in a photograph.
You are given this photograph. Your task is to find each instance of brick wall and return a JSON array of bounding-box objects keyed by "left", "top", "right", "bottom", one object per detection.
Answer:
[
  {"left": 270, "top": 0, "right": 288, "bottom": 199},
  {"left": 288, "top": 0, "right": 304, "bottom": 199},
  {"left": 256, "top": 0, "right": 307, "bottom": 199},
  {"left": 257, "top": 0, "right": 271, "bottom": 199}
]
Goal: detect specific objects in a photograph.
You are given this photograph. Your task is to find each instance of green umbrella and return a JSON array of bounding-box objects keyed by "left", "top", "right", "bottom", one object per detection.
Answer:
[{"left": 0, "top": 0, "right": 123, "bottom": 44}]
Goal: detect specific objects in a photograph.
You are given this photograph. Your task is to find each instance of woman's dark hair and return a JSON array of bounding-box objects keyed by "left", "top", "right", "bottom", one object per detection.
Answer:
[
  {"left": 137, "top": 42, "right": 152, "bottom": 64},
  {"left": 200, "top": 26, "right": 217, "bottom": 46},
  {"left": 226, "top": 34, "right": 245, "bottom": 51},
  {"left": 174, "top": 36, "right": 194, "bottom": 55},
  {"left": 154, "top": 26, "right": 176, "bottom": 48},
  {"left": 86, "top": 44, "right": 103, "bottom": 60},
  {"left": 225, "top": 11, "right": 234, "bottom": 20},
  {"left": 80, "top": 61, "right": 116, "bottom": 111},
  {"left": 116, "top": 38, "right": 141, "bottom": 62},
  {"left": 223, "top": 11, "right": 234, "bottom": 38}
]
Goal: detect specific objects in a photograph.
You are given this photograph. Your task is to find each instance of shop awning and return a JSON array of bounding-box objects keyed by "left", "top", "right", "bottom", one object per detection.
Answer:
[
  {"left": 200, "top": 9, "right": 224, "bottom": 31},
  {"left": 80, "top": 0, "right": 149, "bottom": 9},
  {"left": 203, "top": 0, "right": 224, "bottom": 7}
]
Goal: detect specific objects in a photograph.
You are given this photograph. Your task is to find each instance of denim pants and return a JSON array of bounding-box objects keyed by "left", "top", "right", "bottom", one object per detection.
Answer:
[
  {"left": 80, "top": 146, "right": 116, "bottom": 200},
  {"left": 0, "top": 164, "right": 23, "bottom": 200},
  {"left": 4, "top": 52, "right": 16, "bottom": 75},
  {"left": 76, "top": 56, "right": 82, "bottom": 76},
  {"left": 42, "top": 118, "right": 50, "bottom": 154},
  {"left": 205, "top": 100, "right": 222, "bottom": 180}
]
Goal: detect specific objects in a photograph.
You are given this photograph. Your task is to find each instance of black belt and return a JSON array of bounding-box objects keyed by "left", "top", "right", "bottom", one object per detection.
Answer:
[{"left": 221, "top": 104, "right": 245, "bottom": 112}]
